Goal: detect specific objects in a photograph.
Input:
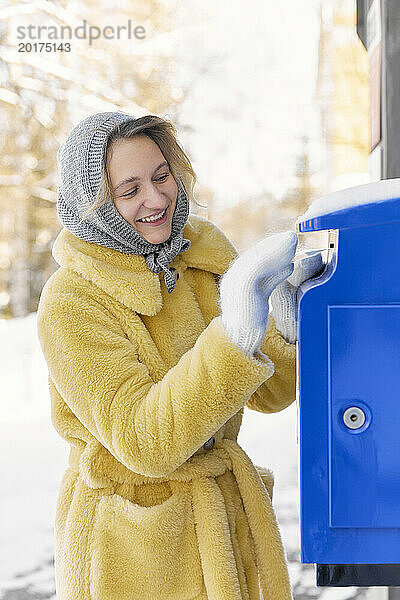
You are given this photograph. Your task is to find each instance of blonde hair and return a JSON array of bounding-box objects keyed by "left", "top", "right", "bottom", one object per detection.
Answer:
[{"left": 80, "top": 114, "right": 206, "bottom": 221}]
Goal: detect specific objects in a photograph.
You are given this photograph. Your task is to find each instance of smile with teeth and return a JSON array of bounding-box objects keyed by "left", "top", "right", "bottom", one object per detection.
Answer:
[{"left": 137, "top": 207, "right": 167, "bottom": 223}]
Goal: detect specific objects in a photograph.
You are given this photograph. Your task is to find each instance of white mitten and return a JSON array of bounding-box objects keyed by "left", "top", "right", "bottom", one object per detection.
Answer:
[
  {"left": 270, "top": 250, "right": 324, "bottom": 344},
  {"left": 218, "top": 231, "right": 298, "bottom": 356}
]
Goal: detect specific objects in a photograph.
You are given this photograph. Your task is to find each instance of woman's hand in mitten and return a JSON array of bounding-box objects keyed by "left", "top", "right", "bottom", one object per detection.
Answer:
[
  {"left": 270, "top": 250, "right": 324, "bottom": 344},
  {"left": 218, "top": 231, "right": 298, "bottom": 357}
]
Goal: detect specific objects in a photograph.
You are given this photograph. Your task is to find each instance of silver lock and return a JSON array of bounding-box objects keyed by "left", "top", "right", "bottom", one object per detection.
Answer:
[{"left": 343, "top": 406, "right": 366, "bottom": 430}]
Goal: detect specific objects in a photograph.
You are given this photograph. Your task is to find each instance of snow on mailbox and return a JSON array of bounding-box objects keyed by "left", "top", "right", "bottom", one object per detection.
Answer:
[{"left": 296, "top": 178, "right": 400, "bottom": 587}]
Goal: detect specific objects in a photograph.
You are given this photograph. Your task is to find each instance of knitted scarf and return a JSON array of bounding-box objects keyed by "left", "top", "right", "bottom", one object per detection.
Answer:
[{"left": 56, "top": 111, "right": 191, "bottom": 294}]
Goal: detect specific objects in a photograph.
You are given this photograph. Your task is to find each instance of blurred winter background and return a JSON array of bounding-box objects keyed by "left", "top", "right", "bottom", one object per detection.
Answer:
[{"left": 0, "top": 0, "right": 372, "bottom": 598}]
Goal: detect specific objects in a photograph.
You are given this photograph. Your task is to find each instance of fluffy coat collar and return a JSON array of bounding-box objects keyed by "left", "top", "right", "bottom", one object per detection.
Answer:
[{"left": 51, "top": 213, "right": 237, "bottom": 315}]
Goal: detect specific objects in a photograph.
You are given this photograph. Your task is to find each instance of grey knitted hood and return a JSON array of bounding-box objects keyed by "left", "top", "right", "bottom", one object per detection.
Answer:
[{"left": 56, "top": 111, "right": 191, "bottom": 294}]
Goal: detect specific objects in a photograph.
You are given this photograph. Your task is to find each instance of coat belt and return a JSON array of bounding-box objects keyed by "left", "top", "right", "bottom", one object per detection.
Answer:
[{"left": 68, "top": 438, "right": 293, "bottom": 600}]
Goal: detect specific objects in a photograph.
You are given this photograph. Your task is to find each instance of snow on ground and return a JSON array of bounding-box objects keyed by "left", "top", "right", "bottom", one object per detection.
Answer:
[
  {"left": 299, "top": 178, "right": 400, "bottom": 222},
  {"left": 0, "top": 313, "right": 369, "bottom": 599}
]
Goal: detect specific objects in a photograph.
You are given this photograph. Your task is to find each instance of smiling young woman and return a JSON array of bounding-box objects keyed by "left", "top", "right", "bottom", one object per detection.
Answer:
[
  {"left": 107, "top": 135, "right": 178, "bottom": 245},
  {"left": 79, "top": 114, "right": 200, "bottom": 248},
  {"left": 36, "top": 111, "right": 322, "bottom": 600}
]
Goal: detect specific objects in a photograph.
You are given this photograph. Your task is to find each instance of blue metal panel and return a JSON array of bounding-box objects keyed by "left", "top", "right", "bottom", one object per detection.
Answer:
[
  {"left": 298, "top": 196, "right": 400, "bottom": 232},
  {"left": 297, "top": 216, "right": 400, "bottom": 565},
  {"left": 329, "top": 305, "right": 400, "bottom": 529}
]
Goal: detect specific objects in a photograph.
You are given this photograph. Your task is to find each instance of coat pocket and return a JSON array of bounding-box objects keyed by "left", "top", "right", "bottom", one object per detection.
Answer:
[
  {"left": 255, "top": 465, "right": 274, "bottom": 501},
  {"left": 89, "top": 488, "right": 205, "bottom": 600}
]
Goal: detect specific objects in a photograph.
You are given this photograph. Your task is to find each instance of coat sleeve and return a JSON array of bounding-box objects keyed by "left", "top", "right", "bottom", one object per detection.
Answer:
[
  {"left": 36, "top": 280, "right": 275, "bottom": 478},
  {"left": 245, "top": 314, "right": 297, "bottom": 414}
]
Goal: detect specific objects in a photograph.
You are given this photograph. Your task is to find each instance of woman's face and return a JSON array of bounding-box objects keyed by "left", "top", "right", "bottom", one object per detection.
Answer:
[{"left": 107, "top": 135, "right": 178, "bottom": 245}]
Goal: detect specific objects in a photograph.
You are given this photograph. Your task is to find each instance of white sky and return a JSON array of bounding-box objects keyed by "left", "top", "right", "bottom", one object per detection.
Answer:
[
  {"left": 5, "top": 0, "right": 322, "bottom": 207},
  {"left": 148, "top": 0, "right": 322, "bottom": 207}
]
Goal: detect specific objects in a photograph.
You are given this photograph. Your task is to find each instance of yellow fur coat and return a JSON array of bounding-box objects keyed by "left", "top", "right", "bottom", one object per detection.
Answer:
[{"left": 36, "top": 213, "right": 296, "bottom": 600}]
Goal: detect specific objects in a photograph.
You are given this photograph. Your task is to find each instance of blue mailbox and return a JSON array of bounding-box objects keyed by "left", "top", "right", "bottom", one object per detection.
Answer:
[{"left": 296, "top": 180, "right": 400, "bottom": 587}]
